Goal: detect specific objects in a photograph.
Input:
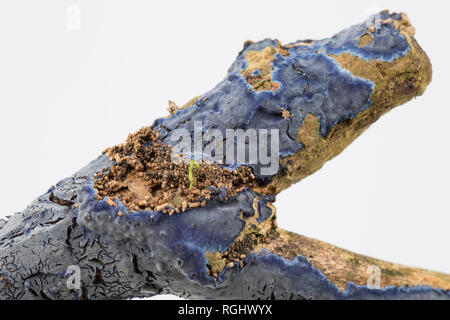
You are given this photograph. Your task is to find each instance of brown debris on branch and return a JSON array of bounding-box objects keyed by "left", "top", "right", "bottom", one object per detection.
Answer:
[{"left": 95, "top": 127, "right": 255, "bottom": 214}]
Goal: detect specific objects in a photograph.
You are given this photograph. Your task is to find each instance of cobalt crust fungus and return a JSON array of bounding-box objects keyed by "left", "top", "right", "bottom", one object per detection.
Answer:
[{"left": 1, "top": 11, "right": 449, "bottom": 300}]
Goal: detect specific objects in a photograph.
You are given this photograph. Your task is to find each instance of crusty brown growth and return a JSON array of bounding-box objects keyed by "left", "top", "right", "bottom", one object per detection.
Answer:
[
  {"left": 206, "top": 226, "right": 279, "bottom": 278},
  {"left": 206, "top": 199, "right": 278, "bottom": 277},
  {"left": 257, "top": 229, "right": 450, "bottom": 291},
  {"left": 95, "top": 127, "right": 256, "bottom": 214},
  {"left": 167, "top": 100, "right": 180, "bottom": 115},
  {"left": 167, "top": 96, "right": 203, "bottom": 115},
  {"left": 222, "top": 228, "right": 279, "bottom": 270}
]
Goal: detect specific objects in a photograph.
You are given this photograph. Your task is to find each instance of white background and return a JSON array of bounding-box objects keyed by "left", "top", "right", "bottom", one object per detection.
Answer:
[{"left": 0, "top": 1, "right": 448, "bottom": 299}]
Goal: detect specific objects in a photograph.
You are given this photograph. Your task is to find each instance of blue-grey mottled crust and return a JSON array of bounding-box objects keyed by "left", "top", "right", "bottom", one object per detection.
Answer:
[
  {"left": 77, "top": 181, "right": 275, "bottom": 286},
  {"left": 308, "top": 11, "right": 410, "bottom": 62},
  {"left": 1, "top": 156, "right": 449, "bottom": 300},
  {"left": 1, "top": 12, "right": 446, "bottom": 300}
]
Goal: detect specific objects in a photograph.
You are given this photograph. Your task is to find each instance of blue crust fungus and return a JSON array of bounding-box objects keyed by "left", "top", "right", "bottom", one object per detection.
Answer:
[{"left": 1, "top": 11, "right": 448, "bottom": 300}]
